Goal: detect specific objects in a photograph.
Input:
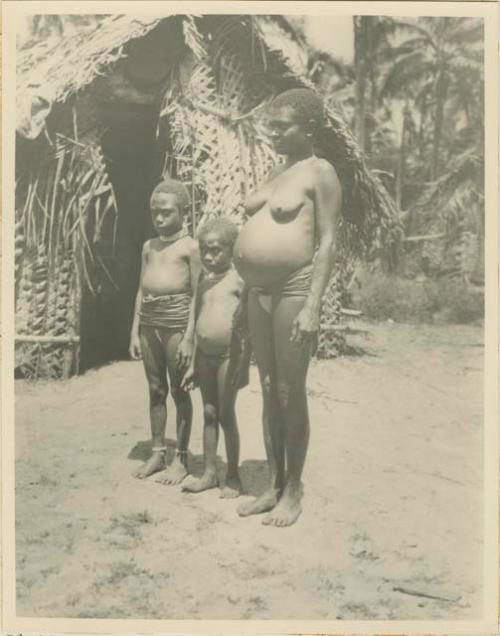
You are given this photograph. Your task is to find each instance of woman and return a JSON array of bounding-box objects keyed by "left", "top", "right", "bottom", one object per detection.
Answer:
[{"left": 233, "top": 88, "right": 342, "bottom": 527}]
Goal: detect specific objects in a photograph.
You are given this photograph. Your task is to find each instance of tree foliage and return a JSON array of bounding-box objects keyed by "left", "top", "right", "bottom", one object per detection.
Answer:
[{"left": 308, "top": 16, "right": 484, "bottom": 282}]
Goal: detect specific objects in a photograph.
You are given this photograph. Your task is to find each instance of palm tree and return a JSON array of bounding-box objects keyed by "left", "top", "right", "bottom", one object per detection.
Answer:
[
  {"left": 380, "top": 17, "right": 484, "bottom": 280},
  {"left": 353, "top": 16, "right": 402, "bottom": 155},
  {"left": 380, "top": 16, "right": 483, "bottom": 180}
]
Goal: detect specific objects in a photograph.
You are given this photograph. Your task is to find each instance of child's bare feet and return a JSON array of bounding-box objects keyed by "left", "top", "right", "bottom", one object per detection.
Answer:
[
  {"left": 237, "top": 488, "right": 280, "bottom": 516},
  {"left": 182, "top": 472, "right": 218, "bottom": 493},
  {"left": 133, "top": 451, "right": 165, "bottom": 479},
  {"left": 220, "top": 473, "right": 242, "bottom": 499},
  {"left": 155, "top": 454, "right": 188, "bottom": 485},
  {"left": 262, "top": 483, "right": 303, "bottom": 527}
]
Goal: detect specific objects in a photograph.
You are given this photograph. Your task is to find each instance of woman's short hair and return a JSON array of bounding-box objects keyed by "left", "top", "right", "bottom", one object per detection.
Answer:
[
  {"left": 151, "top": 178, "right": 191, "bottom": 210},
  {"left": 197, "top": 217, "right": 239, "bottom": 249},
  {"left": 272, "top": 88, "right": 325, "bottom": 129}
]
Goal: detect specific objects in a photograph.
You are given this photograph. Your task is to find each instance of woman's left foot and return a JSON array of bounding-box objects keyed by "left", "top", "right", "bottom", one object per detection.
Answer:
[
  {"left": 220, "top": 474, "right": 242, "bottom": 499},
  {"left": 262, "top": 484, "right": 303, "bottom": 527},
  {"left": 155, "top": 456, "right": 188, "bottom": 485}
]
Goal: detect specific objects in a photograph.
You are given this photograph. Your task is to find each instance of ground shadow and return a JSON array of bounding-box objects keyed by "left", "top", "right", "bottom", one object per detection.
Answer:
[
  {"left": 341, "top": 344, "right": 378, "bottom": 357},
  {"left": 180, "top": 453, "right": 268, "bottom": 497},
  {"left": 239, "top": 459, "right": 269, "bottom": 497},
  {"left": 129, "top": 441, "right": 268, "bottom": 495}
]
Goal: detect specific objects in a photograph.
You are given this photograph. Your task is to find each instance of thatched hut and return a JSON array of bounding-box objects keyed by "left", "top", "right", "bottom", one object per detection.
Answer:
[{"left": 15, "top": 14, "right": 397, "bottom": 379}]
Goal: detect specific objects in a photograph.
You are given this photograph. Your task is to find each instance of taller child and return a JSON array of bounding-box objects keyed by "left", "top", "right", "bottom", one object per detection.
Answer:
[
  {"left": 130, "top": 179, "right": 201, "bottom": 484},
  {"left": 233, "top": 88, "right": 341, "bottom": 527}
]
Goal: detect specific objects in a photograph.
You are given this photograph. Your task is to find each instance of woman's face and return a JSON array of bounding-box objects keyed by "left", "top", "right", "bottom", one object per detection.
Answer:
[{"left": 267, "top": 105, "right": 311, "bottom": 155}]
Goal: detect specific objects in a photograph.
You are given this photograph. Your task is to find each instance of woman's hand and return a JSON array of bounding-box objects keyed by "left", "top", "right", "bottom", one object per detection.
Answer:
[
  {"left": 129, "top": 333, "right": 142, "bottom": 360},
  {"left": 290, "top": 304, "right": 320, "bottom": 345},
  {"left": 176, "top": 337, "right": 193, "bottom": 370}
]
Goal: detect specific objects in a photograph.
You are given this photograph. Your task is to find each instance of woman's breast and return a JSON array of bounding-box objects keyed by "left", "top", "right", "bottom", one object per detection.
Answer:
[{"left": 233, "top": 205, "right": 314, "bottom": 288}]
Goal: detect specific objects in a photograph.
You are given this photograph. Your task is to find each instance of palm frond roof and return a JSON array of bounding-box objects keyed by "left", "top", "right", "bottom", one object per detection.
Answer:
[
  {"left": 17, "top": 16, "right": 161, "bottom": 109},
  {"left": 17, "top": 14, "right": 308, "bottom": 132},
  {"left": 17, "top": 13, "right": 398, "bottom": 255}
]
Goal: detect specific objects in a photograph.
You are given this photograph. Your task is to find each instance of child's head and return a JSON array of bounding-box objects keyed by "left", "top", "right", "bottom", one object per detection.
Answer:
[
  {"left": 197, "top": 217, "right": 239, "bottom": 274},
  {"left": 150, "top": 179, "right": 191, "bottom": 236}
]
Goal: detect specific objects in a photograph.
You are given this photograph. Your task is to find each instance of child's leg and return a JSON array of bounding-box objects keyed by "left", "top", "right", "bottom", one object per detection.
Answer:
[
  {"left": 156, "top": 331, "right": 193, "bottom": 485},
  {"left": 182, "top": 351, "right": 219, "bottom": 493},
  {"left": 218, "top": 358, "right": 242, "bottom": 498},
  {"left": 134, "top": 326, "right": 168, "bottom": 479}
]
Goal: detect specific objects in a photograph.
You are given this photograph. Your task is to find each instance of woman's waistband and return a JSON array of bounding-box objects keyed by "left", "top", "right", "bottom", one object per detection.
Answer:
[{"left": 253, "top": 262, "right": 313, "bottom": 297}]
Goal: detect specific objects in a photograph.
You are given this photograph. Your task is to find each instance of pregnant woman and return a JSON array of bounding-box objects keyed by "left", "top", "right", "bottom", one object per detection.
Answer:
[{"left": 233, "top": 88, "right": 342, "bottom": 527}]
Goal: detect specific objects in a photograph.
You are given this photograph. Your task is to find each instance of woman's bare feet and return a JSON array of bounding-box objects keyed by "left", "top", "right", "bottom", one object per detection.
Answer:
[
  {"left": 237, "top": 488, "right": 280, "bottom": 517},
  {"left": 262, "top": 483, "right": 303, "bottom": 527},
  {"left": 220, "top": 473, "right": 242, "bottom": 499},
  {"left": 155, "top": 455, "right": 188, "bottom": 485},
  {"left": 133, "top": 451, "right": 165, "bottom": 479},
  {"left": 182, "top": 471, "right": 218, "bottom": 493}
]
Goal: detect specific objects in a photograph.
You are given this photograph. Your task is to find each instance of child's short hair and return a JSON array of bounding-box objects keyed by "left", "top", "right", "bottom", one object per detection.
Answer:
[
  {"left": 151, "top": 178, "right": 191, "bottom": 211},
  {"left": 197, "top": 217, "right": 239, "bottom": 249}
]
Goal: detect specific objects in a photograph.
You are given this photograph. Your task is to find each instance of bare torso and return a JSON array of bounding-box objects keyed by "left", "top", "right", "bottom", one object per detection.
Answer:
[
  {"left": 195, "top": 269, "right": 242, "bottom": 355},
  {"left": 141, "top": 236, "right": 195, "bottom": 296},
  {"left": 233, "top": 158, "right": 317, "bottom": 288}
]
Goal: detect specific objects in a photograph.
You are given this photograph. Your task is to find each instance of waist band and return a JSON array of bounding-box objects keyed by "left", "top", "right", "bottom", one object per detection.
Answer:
[
  {"left": 139, "top": 293, "right": 190, "bottom": 331},
  {"left": 255, "top": 262, "right": 313, "bottom": 297}
]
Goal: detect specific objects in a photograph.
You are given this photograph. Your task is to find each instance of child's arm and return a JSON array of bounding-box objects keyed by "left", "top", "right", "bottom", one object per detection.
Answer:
[
  {"left": 129, "top": 242, "right": 148, "bottom": 360},
  {"left": 181, "top": 335, "right": 197, "bottom": 391},
  {"left": 177, "top": 240, "right": 202, "bottom": 369}
]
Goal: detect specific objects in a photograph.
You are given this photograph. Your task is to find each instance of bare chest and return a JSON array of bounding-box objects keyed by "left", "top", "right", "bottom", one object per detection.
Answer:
[
  {"left": 245, "top": 162, "right": 314, "bottom": 223},
  {"left": 199, "top": 275, "right": 239, "bottom": 310},
  {"left": 145, "top": 244, "right": 187, "bottom": 271}
]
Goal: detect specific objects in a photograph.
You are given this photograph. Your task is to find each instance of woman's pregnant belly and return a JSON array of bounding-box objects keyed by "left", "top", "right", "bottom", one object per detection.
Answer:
[{"left": 233, "top": 208, "right": 314, "bottom": 288}]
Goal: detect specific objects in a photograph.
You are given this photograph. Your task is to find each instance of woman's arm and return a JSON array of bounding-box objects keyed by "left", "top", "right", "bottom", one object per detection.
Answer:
[
  {"left": 291, "top": 160, "right": 342, "bottom": 341},
  {"left": 307, "top": 159, "right": 341, "bottom": 311}
]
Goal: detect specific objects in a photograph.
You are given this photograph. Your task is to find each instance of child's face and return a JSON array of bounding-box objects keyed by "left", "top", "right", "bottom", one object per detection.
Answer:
[
  {"left": 150, "top": 193, "right": 183, "bottom": 236},
  {"left": 199, "top": 232, "right": 233, "bottom": 274}
]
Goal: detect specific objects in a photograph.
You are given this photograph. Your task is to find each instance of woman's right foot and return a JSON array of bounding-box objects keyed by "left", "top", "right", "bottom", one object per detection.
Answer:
[
  {"left": 182, "top": 472, "right": 218, "bottom": 493},
  {"left": 237, "top": 489, "right": 280, "bottom": 517},
  {"left": 262, "top": 483, "right": 303, "bottom": 527},
  {"left": 133, "top": 451, "right": 165, "bottom": 479}
]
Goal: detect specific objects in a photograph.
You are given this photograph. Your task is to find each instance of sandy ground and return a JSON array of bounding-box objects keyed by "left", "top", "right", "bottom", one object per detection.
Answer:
[{"left": 15, "top": 321, "right": 484, "bottom": 620}]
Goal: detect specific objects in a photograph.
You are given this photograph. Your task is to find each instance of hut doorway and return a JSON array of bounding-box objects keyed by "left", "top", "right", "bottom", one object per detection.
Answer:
[{"left": 78, "top": 102, "right": 164, "bottom": 372}]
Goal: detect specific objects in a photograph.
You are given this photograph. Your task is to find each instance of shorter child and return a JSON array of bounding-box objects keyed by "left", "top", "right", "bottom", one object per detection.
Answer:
[{"left": 182, "top": 218, "right": 248, "bottom": 498}]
